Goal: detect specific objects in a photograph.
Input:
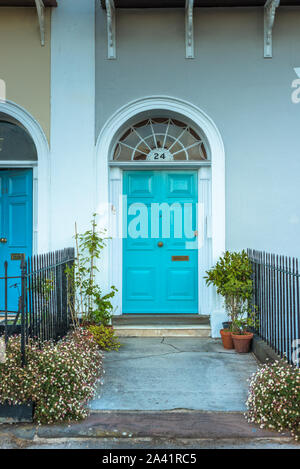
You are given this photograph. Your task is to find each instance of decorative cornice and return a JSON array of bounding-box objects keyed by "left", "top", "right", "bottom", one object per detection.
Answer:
[
  {"left": 264, "top": 0, "right": 280, "bottom": 58},
  {"left": 34, "top": 0, "right": 45, "bottom": 46},
  {"left": 185, "top": 0, "right": 194, "bottom": 59},
  {"left": 105, "top": 0, "right": 116, "bottom": 59}
]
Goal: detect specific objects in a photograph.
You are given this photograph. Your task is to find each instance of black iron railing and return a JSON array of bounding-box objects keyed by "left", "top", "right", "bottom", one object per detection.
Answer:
[
  {"left": 248, "top": 249, "right": 300, "bottom": 367},
  {"left": 0, "top": 248, "right": 75, "bottom": 365}
]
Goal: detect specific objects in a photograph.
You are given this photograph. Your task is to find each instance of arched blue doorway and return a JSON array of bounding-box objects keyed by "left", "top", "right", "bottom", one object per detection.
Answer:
[{"left": 0, "top": 119, "right": 35, "bottom": 315}]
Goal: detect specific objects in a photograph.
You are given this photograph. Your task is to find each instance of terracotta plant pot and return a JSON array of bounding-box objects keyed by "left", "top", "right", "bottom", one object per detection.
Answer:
[
  {"left": 220, "top": 329, "right": 234, "bottom": 350},
  {"left": 231, "top": 332, "right": 254, "bottom": 353}
]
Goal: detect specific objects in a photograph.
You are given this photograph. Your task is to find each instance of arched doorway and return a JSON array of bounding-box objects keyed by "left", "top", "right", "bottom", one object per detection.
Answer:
[
  {"left": 0, "top": 101, "right": 50, "bottom": 313},
  {"left": 0, "top": 100, "right": 50, "bottom": 253},
  {"left": 95, "top": 97, "right": 225, "bottom": 322}
]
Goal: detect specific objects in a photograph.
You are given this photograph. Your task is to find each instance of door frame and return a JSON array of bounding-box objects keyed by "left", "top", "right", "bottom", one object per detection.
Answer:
[
  {"left": 0, "top": 164, "right": 37, "bottom": 253},
  {"left": 109, "top": 166, "right": 212, "bottom": 315},
  {"left": 95, "top": 96, "right": 225, "bottom": 321}
]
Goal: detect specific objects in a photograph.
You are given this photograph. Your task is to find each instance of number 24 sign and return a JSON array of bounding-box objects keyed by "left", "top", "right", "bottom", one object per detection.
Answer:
[{"left": 146, "top": 148, "right": 174, "bottom": 161}]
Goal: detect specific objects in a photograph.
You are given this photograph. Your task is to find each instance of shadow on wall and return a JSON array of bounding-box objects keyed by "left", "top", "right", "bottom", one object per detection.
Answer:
[{"left": 0, "top": 80, "right": 6, "bottom": 101}]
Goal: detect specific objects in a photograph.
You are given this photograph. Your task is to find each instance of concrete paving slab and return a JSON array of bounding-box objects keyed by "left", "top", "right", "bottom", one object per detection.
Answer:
[
  {"left": 34, "top": 411, "right": 281, "bottom": 440},
  {"left": 23, "top": 438, "right": 299, "bottom": 450},
  {"left": 90, "top": 338, "right": 258, "bottom": 412},
  {"left": 0, "top": 410, "right": 296, "bottom": 449}
]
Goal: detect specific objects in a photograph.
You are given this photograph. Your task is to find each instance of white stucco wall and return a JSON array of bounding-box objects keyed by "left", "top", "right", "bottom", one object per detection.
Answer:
[
  {"left": 50, "top": 3, "right": 300, "bottom": 257},
  {"left": 50, "top": 2, "right": 300, "bottom": 334}
]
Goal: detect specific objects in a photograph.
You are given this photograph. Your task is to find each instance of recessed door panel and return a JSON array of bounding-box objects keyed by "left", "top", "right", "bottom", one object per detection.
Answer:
[
  {"left": 126, "top": 267, "right": 155, "bottom": 301},
  {"left": 166, "top": 173, "right": 195, "bottom": 198},
  {"left": 8, "top": 202, "right": 28, "bottom": 247},
  {"left": 127, "top": 171, "right": 155, "bottom": 198},
  {"left": 8, "top": 174, "right": 27, "bottom": 196},
  {"left": 125, "top": 202, "right": 154, "bottom": 250},
  {"left": 167, "top": 268, "right": 195, "bottom": 301}
]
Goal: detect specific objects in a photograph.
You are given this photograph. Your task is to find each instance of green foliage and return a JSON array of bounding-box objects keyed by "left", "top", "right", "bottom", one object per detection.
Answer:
[
  {"left": 88, "top": 325, "right": 121, "bottom": 351},
  {"left": 205, "top": 250, "right": 253, "bottom": 300},
  {"left": 66, "top": 214, "right": 117, "bottom": 327},
  {"left": 246, "top": 361, "right": 300, "bottom": 440},
  {"left": 231, "top": 307, "right": 258, "bottom": 335},
  {"left": 32, "top": 273, "right": 54, "bottom": 302},
  {"left": 205, "top": 250, "right": 254, "bottom": 329},
  {"left": 87, "top": 288, "right": 118, "bottom": 326},
  {"left": 0, "top": 328, "right": 103, "bottom": 425}
]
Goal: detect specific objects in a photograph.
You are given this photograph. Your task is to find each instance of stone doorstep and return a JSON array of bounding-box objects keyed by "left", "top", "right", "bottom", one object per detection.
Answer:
[
  {"left": 112, "top": 315, "right": 210, "bottom": 326},
  {"left": 113, "top": 315, "right": 211, "bottom": 337},
  {"left": 0, "top": 411, "right": 291, "bottom": 442}
]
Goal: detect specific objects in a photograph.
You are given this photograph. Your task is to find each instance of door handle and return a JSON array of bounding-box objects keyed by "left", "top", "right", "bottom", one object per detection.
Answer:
[
  {"left": 157, "top": 241, "right": 163, "bottom": 247},
  {"left": 0, "top": 238, "right": 7, "bottom": 244}
]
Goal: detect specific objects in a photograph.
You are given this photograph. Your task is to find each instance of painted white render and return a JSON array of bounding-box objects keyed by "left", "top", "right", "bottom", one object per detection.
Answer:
[
  {"left": 50, "top": 0, "right": 95, "bottom": 248},
  {"left": 95, "top": 5, "right": 300, "bottom": 259},
  {"left": 46, "top": 1, "right": 300, "bottom": 336}
]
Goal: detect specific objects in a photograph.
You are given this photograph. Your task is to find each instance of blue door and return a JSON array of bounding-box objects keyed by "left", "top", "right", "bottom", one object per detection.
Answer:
[
  {"left": 123, "top": 171, "right": 198, "bottom": 314},
  {"left": 0, "top": 169, "right": 33, "bottom": 313}
]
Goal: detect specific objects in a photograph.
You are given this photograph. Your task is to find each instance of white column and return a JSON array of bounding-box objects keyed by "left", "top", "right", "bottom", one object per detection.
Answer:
[
  {"left": 109, "top": 167, "right": 123, "bottom": 314},
  {"left": 198, "top": 167, "right": 212, "bottom": 316},
  {"left": 50, "top": 0, "right": 95, "bottom": 249}
]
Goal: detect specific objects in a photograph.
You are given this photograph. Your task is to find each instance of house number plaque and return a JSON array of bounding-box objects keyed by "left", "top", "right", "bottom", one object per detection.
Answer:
[
  {"left": 172, "top": 256, "right": 189, "bottom": 262},
  {"left": 146, "top": 148, "right": 174, "bottom": 162}
]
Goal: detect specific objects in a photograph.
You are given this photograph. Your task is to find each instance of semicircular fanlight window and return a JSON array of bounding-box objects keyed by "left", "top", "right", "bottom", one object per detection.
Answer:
[
  {"left": 0, "top": 120, "right": 37, "bottom": 161},
  {"left": 113, "top": 118, "right": 208, "bottom": 162}
]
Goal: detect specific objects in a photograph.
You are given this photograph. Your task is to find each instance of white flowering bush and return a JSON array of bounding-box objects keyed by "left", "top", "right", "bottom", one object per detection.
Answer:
[
  {"left": 0, "top": 328, "right": 103, "bottom": 424},
  {"left": 246, "top": 360, "right": 300, "bottom": 440}
]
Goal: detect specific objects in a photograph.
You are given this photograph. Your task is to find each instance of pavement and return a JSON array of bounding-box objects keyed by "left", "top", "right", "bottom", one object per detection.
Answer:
[
  {"left": 90, "top": 337, "right": 258, "bottom": 412},
  {"left": 0, "top": 338, "right": 299, "bottom": 449},
  {"left": 0, "top": 411, "right": 297, "bottom": 449},
  {"left": 1, "top": 437, "right": 299, "bottom": 450}
]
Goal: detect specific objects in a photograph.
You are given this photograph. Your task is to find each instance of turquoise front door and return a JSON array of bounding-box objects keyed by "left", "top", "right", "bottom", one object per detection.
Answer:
[
  {"left": 0, "top": 169, "right": 33, "bottom": 313},
  {"left": 123, "top": 171, "right": 198, "bottom": 314}
]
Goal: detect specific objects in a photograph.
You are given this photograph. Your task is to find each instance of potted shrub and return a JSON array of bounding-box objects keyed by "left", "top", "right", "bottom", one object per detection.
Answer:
[
  {"left": 221, "top": 321, "right": 233, "bottom": 349},
  {"left": 205, "top": 250, "right": 253, "bottom": 350},
  {"left": 219, "top": 328, "right": 234, "bottom": 350},
  {"left": 231, "top": 309, "right": 257, "bottom": 353}
]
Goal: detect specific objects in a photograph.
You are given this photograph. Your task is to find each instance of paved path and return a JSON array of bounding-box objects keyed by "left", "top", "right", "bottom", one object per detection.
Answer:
[
  {"left": 2, "top": 437, "right": 299, "bottom": 450},
  {"left": 2, "top": 338, "right": 294, "bottom": 449},
  {"left": 90, "top": 338, "right": 258, "bottom": 412}
]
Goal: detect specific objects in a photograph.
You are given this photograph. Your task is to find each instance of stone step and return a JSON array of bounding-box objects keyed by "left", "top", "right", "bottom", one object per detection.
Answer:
[
  {"left": 114, "top": 325, "right": 211, "bottom": 338},
  {"left": 112, "top": 315, "right": 211, "bottom": 337},
  {"left": 113, "top": 314, "right": 210, "bottom": 326}
]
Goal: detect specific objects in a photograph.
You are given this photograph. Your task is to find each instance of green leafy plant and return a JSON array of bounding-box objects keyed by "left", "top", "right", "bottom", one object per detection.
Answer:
[
  {"left": 88, "top": 325, "right": 121, "bottom": 351},
  {"left": 0, "top": 328, "right": 103, "bottom": 424},
  {"left": 231, "top": 306, "right": 258, "bottom": 335},
  {"left": 205, "top": 250, "right": 254, "bottom": 330},
  {"left": 66, "top": 214, "right": 117, "bottom": 327},
  {"left": 246, "top": 360, "right": 300, "bottom": 440},
  {"left": 32, "top": 274, "right": 55, "bottom": 302}
]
